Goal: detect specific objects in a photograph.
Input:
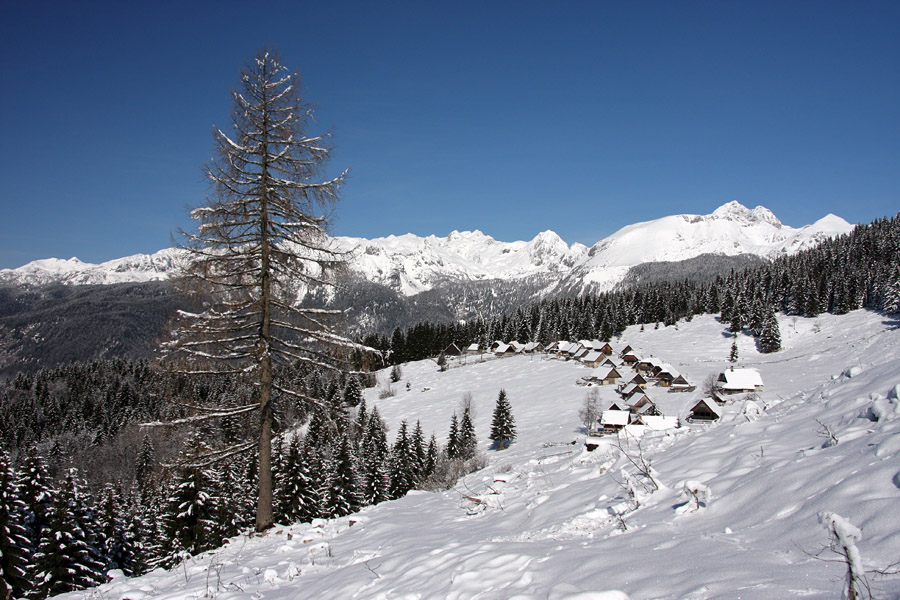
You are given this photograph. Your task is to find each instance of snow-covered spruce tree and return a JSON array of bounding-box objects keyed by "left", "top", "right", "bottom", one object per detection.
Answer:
[
  {"left": 16, "top": 452, "right": 53, "bottom": 572},
  {"left": 458, "top": 406, "right": 478, "bottom": 460},
  {"left": 162, "top": 48, "right": 370, "bottom": 532},
  {"left": 31, "top": 469, "right": 106, "bottom": 599},
  {"left": 489, "top": 389, "right": 516, "bottom": 450},
  {"left": 160, "top": 434, "right": 223, "bottom": 562},
  {"left": 411, "top": 420, "right": 427, "bottom": 481},
  {"left": 445, "top": 412, "right": 460, "bottom": 460},
  {"left": 320, "top": 431, "right": 363, "bottom": 518},
  {"left": 389, "top": 421, "right": 417, "bottom": 498},
  {"left": 758, "top": 307, "right": 782, "bottom": 353},
  {"left": 359, "top": 407, "right": 391, "bottom": 506},
  {"left": 0, "top": 450, "right": 31, "bottom": 599}
]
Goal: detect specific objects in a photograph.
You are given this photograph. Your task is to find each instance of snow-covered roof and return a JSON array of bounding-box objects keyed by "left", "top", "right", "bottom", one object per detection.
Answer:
[
  {"left": 493, "top": 343, "right": 511, "bottom": 354},
  {"left": 656, "top": 363, "right": 680, "bottom": 377},
  {"left": 559, "top": 342, "right": 581, "bottom": 355},
  {"left": 620, "top": 383, "right": 644, "bottom": 397},
  {"left": 600, "top": 367, "right": 621, "bottom": 380},
  {"left": 717, "top": 368, "right": 764, "bottom": 390},
  {"left": 466, "top": 343, "right": 480, "bottom": 352},
  {"left": 582, "top": 351, "right": 603, "bottom": 364},
  {"left": 601, "top": 410, "right": 630, "bottom": 426},
  {"left": 690, "top": 398, "right": 723, "bottom": 418},
  {"left": 640, "top": 415, "right": 679, "bottom": 430}
]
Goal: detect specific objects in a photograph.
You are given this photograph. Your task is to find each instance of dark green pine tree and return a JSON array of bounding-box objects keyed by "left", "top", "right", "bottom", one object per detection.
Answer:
[
  {"left": 0, "top": 449, "right": 32, "bottom": 599},
  {"left": 344, "top": 376, "right": 364, "bottom": 407},
  {"left": 218, "top": 451, "right": 255, "bottom": 537},
  {"left": 161, "top": 435, "right": 222, "bottom": 563},
  {"left": 134, "top": 433, "right": 156, "bottom": 492},
  {"left": 96, "top": 483, "right": 139, "bottom": 576},
  {"left": 276, "top": 434, "right": 319, "bottom": 524},
  {"left": 389, "top": 421, "right": 417, "bottom": 499},
  {"left": 31, "top": 469, "right": 106, "bottom": 599},
  {"left": 729, "top": 338, "right": 740, "bottom": 363},
  {"left": 423, "top": 434, "right": 438, "bottom": 482},
  {"left": 489, "top": 389, "right": 517, "bottom": 450},
  {"left": 16, "top": 452, "right": 54, "bottom": 573},
  {"left": 446, "top": 413, "right": 460, "bottom": 460},
  {"left": 758, "top": 307, "right": 782, "bottom": 353},
  {"left": 121, "top": 488, "right": 156, "bottom": 577},
  {"left": 359, "top": 407, "right": 391, "bottom": 506},
  {"left": 458, "top": 406, "right": 478, "bottom": 460},
  {"left": 411, "top": 421, "right": 427, "bottom": 481},
  {"left": 320, "top": 431, "right": 363, "bottom": 518},
  {"left": 354, "top": 396, "right": 369, "bottom": 441},
  {"left": 883, "top": 264, "right": 900, "bottom": 314}
]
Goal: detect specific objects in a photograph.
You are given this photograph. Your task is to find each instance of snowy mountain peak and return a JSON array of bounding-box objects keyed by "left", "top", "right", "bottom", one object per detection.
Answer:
[{"left": 711, "top": 201, "right": 782, "bottom": 227}]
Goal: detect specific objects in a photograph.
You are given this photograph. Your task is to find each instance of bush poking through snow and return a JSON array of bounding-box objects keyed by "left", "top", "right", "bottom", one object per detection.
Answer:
[
  {"left": 816, "top": 419, "right": 840, "bottom": 448},
  {"left": 818, "top": 512, "right": 868, "bottom": 600},
  {"left": 676, "top": 480, "right": 711, "bottom": 514}
]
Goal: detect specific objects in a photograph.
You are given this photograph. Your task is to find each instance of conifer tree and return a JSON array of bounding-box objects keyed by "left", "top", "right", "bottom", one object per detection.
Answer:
[
  {"left": 31, "top": 469, "right": 106, "bottom": 599},
  {"left": 161, "top": 435, "right": 222, "bottom": 561},
  {"left": 320, "top": 431, "right": 363, "bottom": 518},
  {"left": 276, "top": 433, "right": 318, "bottom": 524},
  {"left": 134, "top": 433, "right": 156, "bottom": 491},
  {"left": 446, "top": 412, "right": 460, "bottom": 460},
  {"left": 423, "top": 434, "right": 438, "bottom": 482},
  {"left": 389, "top": 421, "right": 417, "bottom": 498},
  {"left": 359, "top": 407, "right": 391, "bottom": 505},
  {"left": 759, "top": 307, "right": 782, "bottom": 353},
  {"left": 0, "top": 450, "right": 31, "bottom": 599},
  {"left": 458, "top": 406, "right": 478, "bottom": 460},
  {"left": 729, "top": 338, "right": 740, "bottom": 363},
  {"left": 489, "top": 389, "right": 517, "bottom": 450},
  {"left": 96, "top": 483, "right": 138, "bottom": 576},
  {"left": 411, "top": 420, "right": 426, "bottom": 481},
  {"left": 16, "top": 452, "right": 53, "bottom": 566},
  {"left": 121, "top": 489, "right": 155, "bottom": 577},
  {"left": 163, "top": 48, "right": 365, "bottom": 533}
]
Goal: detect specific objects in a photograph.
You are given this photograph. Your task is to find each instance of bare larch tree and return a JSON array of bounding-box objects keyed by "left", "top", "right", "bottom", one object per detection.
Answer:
[{"left": 164, "top": 48, "right": 364, "bottom": 532}]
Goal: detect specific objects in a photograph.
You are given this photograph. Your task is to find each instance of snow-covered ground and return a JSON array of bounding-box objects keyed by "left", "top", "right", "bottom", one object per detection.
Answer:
[{"left": 60, "top": 310, "right": 900, "bottom": 599}]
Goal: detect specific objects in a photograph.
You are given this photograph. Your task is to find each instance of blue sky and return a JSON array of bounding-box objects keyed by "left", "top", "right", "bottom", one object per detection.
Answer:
[{"left": 1, "top": 1, "right": 897, "bottom": 269}]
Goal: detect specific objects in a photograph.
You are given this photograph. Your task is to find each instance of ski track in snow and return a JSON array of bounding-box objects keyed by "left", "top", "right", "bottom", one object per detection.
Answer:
[{"left": 57, "top": 310, "right": 900, "bottom": 600}]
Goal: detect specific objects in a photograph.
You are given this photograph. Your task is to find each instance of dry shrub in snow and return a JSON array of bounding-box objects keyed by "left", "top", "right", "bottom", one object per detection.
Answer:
[{"left": 676, "top": 480, "right": 711, "bottom": 514}]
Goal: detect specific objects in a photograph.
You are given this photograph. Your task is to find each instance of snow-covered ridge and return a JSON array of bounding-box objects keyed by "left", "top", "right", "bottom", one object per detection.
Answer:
[
  {"left": 0, "top": 202, "right": 853, "bottom": 293},
  {"left": 0, "top": 248, "right": 186, "bottom": 286}
]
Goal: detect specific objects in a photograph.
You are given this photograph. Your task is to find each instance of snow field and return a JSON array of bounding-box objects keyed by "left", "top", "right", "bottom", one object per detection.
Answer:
[{"left": 57, "top": 310, "right": 900, "bottom": 599}]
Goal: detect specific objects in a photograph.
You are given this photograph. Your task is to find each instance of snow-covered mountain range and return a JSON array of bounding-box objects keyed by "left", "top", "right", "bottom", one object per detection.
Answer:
[{"left": 0, "top": 201, "right": 853, "bottom": 295}]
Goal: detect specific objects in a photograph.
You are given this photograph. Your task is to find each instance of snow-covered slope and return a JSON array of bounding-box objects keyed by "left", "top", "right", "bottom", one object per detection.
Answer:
[
  {"left": 60, "top": 309, "right": 900, "bottom": 599},
  {"left": 0, "top": 202, "right": 853, "bottom": 294}
]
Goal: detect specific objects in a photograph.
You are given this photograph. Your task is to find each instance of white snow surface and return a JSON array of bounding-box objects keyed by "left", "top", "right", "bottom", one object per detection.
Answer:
[
  {"left": 57, "top": 309, "right": 900, "bottom": 600},
  {"left": 1, "top": 202, "right": 852, "bottom": 294}
]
